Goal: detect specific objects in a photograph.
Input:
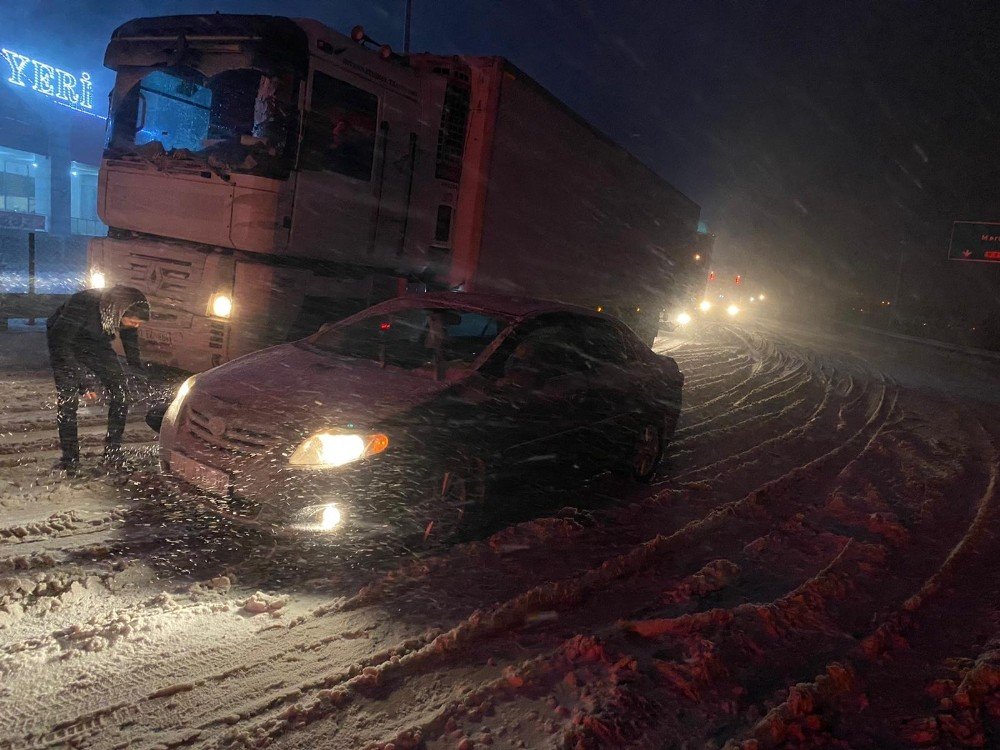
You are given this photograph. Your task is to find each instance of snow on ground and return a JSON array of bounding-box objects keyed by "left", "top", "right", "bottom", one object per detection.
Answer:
[{"left": 2, "top": 320, "right": 1000, "bottom": 749}]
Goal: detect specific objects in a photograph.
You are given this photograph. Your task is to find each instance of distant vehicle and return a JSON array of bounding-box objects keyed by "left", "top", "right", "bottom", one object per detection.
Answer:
[
  {"left": 153, "top": 293, "right": 684, "bottom": 542},
  {"left": 666, "top": 265, "right": 765, "bottom": 328},
  {"left": 87, "top": 13, "right": 704, "bottom": 373}
]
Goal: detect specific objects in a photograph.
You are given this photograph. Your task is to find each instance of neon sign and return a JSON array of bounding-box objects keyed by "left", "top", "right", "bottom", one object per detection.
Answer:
[{"left": 1, "top": 48, "right": 94, "bottom": 114}]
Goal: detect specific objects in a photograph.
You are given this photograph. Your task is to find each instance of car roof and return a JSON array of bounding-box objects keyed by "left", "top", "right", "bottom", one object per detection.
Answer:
[{"left": 367, "top": 292, "right": 607, "bottom": 321}]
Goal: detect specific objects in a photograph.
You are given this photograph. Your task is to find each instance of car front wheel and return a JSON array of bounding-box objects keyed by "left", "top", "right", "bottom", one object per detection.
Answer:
[
  {"left": 417, "top": 453, "right": 491, "bottom": 545},
  {"left": 628, "top": 419, "right": 664, "bottom": 483}
]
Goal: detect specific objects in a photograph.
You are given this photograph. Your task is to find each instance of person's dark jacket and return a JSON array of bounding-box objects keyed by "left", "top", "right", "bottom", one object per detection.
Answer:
[{"left": 46, "top": 287, "right": 147, "bottom": 367}]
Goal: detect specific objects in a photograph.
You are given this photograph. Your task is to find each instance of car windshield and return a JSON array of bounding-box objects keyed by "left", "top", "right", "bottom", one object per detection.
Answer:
[
  {"left": 308, "top": 307, "right": 509, "bottom": 374},
  {"left": 106, "top": 66, "right": 296, "bottom": 177}
]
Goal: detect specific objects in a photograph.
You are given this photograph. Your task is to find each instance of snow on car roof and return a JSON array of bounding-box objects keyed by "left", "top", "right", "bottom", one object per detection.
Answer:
[{"left": 368, "top": 292, "right": 602, "bottom": 320}]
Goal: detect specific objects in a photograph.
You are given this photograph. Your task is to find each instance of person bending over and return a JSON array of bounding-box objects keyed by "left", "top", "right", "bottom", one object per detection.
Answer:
[{"left": 46, "top": 285, "right": 150, "bottom": 473}]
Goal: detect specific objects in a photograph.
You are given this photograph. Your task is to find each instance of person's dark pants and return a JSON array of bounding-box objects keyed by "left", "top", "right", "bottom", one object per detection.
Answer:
[{"left": 49, "top": 349, "right": 129, "bottom": 461}]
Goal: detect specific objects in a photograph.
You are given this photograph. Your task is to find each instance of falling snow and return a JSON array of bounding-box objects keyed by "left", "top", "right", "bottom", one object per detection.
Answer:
[{"left": 2, "top": 319, "right": 1000, "bottom": 748}]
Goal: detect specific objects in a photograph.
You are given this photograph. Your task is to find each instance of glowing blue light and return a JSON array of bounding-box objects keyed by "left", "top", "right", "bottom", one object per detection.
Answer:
[
  {"left": 2, "top": 47, "right": 95, "bottom": 115},
  {"left": 70, "top": 170, "right": 78, "bottom": 176}
]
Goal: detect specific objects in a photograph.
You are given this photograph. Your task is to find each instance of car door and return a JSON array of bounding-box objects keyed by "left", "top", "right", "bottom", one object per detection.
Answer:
[
  {"left": 477, "top": 321, "right": 598, "bottom": 479},
  {"left": 570, "top": 317, "right": 649, "bottom": 462}
]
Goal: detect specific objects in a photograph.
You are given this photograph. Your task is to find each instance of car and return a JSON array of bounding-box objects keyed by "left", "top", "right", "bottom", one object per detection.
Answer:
[{"left": 154, "top": 293, "right": 684, "bottom": 543}]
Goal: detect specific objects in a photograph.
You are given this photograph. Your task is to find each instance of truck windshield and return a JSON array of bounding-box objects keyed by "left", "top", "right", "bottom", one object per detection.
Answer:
[
  {"left": 106, "top": 66, "right": 297, "bottom": 178},
  {"left": 308, "top": 308, "right": 509, "bottom": 374}
]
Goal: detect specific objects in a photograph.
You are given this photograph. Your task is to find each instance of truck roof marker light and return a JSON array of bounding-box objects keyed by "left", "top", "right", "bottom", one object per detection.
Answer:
[
  {"left": 351, "top": 25, "right": 367, "bottom": 43},
  {"left": 379, "top": 322, "right": 391, "bottom": 331},
  {"left": 694, "top": 253, "right": 701, "bottom": 261},
  {"left": 379, "top": 45, "right": 394, "bottom": 60},
  {"left": 596, "top": 305, "right": 603, "bottom": 313}
]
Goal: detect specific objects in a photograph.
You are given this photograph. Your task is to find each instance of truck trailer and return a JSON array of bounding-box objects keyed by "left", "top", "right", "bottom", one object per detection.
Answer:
[{"left": 87, "top": 14, "right": 705, "bottom": 371}]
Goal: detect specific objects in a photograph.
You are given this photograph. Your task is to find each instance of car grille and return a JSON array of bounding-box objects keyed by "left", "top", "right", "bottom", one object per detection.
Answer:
[{"left": 187, "top": 407, "right": 284, "bottom": 456}]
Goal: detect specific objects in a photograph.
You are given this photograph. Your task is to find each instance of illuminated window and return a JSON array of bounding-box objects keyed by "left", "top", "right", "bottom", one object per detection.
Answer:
[
  {"left": 0, "top": 146, "right": 50, "bottom": 229},
  {"left": 70, "top": 162, "right": 105, "bottom": 236}
]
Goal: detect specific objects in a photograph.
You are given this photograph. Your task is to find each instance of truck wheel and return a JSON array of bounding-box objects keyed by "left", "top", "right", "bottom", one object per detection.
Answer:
[
  {"left": 418, "top": 454, "right": 490, "bottom": 545},
  {"left": 628, "top": 420, "right": 664, "bottom": 483}
]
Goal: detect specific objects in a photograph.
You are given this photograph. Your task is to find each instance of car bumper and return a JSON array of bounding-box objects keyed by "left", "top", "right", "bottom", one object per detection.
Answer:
[{"left": 159, "top": 447, "right": 418, "bottom": 537}]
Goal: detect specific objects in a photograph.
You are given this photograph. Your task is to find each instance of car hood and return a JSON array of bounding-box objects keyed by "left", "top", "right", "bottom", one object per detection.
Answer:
[{"left": 190, "top": 343, "right": 450, "bottom": 434}]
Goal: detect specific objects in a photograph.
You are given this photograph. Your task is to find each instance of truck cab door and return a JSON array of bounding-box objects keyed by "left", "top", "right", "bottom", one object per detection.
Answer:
[
  {"left": 368, "top": 91, "right": 420, "bottom": 261},
  {"left": 291, "top": 68, "right": 381, "bottom": 260},
  {"left": 291, "top": 65, "right": 422, "bottom": 267}
]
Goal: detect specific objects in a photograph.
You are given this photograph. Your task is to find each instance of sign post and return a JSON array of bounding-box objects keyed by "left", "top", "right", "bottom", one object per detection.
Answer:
[{"left": 949, "top": 221, "right": 1000, "bottom": 263}]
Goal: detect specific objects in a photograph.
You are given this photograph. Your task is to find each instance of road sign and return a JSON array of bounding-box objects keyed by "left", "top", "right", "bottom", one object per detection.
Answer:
[{"left": 949, "top": 221, "right": 1000, "bottom": 263}]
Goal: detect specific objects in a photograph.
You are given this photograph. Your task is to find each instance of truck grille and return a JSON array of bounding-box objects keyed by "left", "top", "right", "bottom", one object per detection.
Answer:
[
  {"left": 103, "top": 248, "right": 207, "bottom": 320},
  {"left": 187, "top": 407, "right": 284, "bottom": 456}
]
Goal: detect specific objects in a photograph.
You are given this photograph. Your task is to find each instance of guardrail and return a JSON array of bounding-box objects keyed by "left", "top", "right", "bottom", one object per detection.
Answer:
[
  {"left": 0, "top": 293, "right": 68, "bottom": 328},
  {"left": 0, "top": 231, "right": 69, "bottom": 328}
]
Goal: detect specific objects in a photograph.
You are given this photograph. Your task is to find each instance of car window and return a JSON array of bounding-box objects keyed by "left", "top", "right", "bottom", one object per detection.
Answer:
[
  {"left": 502, "top": 325, "right": 588, "bottom": 382},
  {"left": 308, "top": 307, "right": 507, "bottom": 373},
  {"left": 573, "top": 318, "right": 630, "bottom": 366}
]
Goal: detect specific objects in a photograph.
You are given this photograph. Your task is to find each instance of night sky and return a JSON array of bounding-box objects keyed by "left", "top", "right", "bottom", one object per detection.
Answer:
[{"left": 7, "top": 0, "right": 1000, "bottom": 322}]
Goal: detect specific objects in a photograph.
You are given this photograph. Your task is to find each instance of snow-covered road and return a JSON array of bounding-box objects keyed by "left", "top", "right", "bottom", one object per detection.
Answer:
[{"left": 1, "top": 320, "right": 999, "bottom": 749}]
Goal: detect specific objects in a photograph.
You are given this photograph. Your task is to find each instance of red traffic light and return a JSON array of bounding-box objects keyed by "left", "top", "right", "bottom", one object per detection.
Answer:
[
  {"left": 735, "top": 274, "right": 742, "bottom": 285},
  {"left": 708, "top": 271, "right": 716, "bottom": 281}
]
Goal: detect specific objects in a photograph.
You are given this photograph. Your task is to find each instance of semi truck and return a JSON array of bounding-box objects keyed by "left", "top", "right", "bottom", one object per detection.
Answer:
[{"left": 87, "top": 14, "right": 706, "bottom": 372}]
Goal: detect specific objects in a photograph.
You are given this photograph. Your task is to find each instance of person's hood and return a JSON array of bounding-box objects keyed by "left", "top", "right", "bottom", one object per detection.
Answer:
[
  {"left": 189, "top": 343, "right": 452, "bottom": 437},
  {"left": 100, "top": 286, "right": 149, "bottom": 335}
]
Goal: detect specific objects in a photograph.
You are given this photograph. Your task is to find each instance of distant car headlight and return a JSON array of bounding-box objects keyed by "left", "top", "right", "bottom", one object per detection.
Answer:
[
  {"left": 675, "top": 311, "right": 692, "bottom": 326},
  {"left": 699, "top": 300, "right": 712, "bottom": 313},
  {"left": 88, "top": 269, "right": 106, "bottom": 289},
  {"left": 163, "top": 376, "right": 196, "bottom": 427},
  {"left": 726, "top": 304, "right": 740, "bottom": 317},
  {"left": 289, "top": 431, "right": 389, "bottom": 468},
  {"left": 210, "top": 293, "right": 233, "bottom": 318}
]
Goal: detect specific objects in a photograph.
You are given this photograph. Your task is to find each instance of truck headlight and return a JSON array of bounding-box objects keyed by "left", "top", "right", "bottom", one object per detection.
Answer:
[
  {"left": 726, "top": 304, "right": 740, "bottom": 317},
  {"left": 88, "top": 269, "right": 106, "bottom": 289},
  {"left": 699, "top": 300, "right": 712, "bottom": 313},
  {"left": 289, "top": 431, "right": 389, "bottom": 468},
  {"left": 210, "top": 293, "right": 233, "bottom": 318},
  {"left": 163, "top": 376, "right": 195, "bottom": 427},
  {"left": 675, "top": 311, "right": 692, "bottom": 326}
]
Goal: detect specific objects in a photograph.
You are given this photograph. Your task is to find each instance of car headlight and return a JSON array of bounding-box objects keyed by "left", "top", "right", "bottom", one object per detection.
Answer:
[
  {"left": 289, "top": 431, "right": 389, "bottom": 468},
  {"left": 163, "top": 376, "right": 196, "bottom": 427},
  {"left": 699, "top": 300, "right": 712, "bottom": 313},
  {"left": 675, "top": 311, "right": 692, "bottom": 326},
  {"left": 726, "top": 304, "right": 740, "bottom": 317}
]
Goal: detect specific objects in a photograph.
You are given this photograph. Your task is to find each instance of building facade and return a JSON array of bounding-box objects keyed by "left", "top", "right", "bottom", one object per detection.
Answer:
[{"left": 0, "top": 46, "right": 106, "bottom": 292}]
